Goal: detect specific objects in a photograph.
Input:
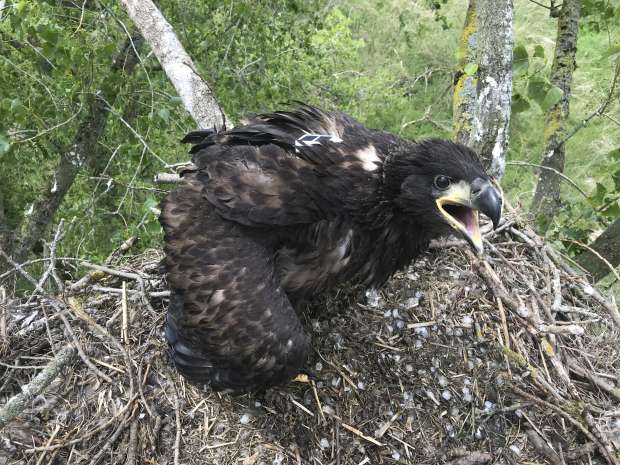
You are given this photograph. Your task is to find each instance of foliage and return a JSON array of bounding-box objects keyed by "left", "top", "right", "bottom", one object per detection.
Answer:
[
  {"left": 0, "top": 0, "right": 618, "bottom": 280},
  {"left": 504, "top": 0, "right": 619, "bottom": 254}
]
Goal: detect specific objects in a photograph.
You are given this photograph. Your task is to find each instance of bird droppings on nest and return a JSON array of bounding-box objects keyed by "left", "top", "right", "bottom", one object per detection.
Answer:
[{"left": 1, "top": 211, "right": 620, "bottom": 465}]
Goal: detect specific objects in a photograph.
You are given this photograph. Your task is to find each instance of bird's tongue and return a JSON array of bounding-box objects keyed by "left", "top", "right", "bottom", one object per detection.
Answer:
[
  {"left": 444, "top": 204, "right": 476, "bottom": 234},
  {"left": 462, "top": 208, "right": 477, "bottom": 236}
]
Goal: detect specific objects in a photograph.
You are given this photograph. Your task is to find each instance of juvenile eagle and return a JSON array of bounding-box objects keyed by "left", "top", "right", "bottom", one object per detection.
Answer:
[{"left": 160, "top": 105, "right": 502, "bottom": 391}]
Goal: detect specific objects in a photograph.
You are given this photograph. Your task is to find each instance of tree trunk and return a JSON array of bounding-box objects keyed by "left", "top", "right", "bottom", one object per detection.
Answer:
[
  {"left": 574, "top": 218, "right": 620, "bottom": 282},
  {"left": 119, "top": 0, "right": 232, "bottom": 130},
  {"left": 453, "top": 0, "right": 513, "bottom": 179},
  {"left": 13, "top": 37, "right": 143, "bottom": 263},
  {"left": 529, "top": 0, "right": 581, "bottom": 223}
]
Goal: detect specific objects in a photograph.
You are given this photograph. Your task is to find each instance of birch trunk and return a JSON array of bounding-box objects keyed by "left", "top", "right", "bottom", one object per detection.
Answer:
[
  {"left": 530, "top": 0, "right": 581, "bottom": 222},
  {"left": 453, "top": 0, "right": 513, "bottom": 179},
  {"left": 119, "top": 0, "right": 232, "bottom": 130}
]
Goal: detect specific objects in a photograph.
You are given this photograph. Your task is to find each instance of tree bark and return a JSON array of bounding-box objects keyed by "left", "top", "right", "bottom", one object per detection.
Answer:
[
  {"left": 574, "top": 217, "right": 620, "bottom": 282},
  {"left": 119, "top": 0, "right": 231, "bottom": 130},
  {"left": 14, "top": 37, "right": 143, "bottom": 263},
  {"left": 453, "top": 0, "right": 513, "bottom": 179},
  {"left": 0, "top": 345, "right": 76, "bottom": 429},
  {"left": 529, "top": 0, "right": 581, "bottom": 222}
]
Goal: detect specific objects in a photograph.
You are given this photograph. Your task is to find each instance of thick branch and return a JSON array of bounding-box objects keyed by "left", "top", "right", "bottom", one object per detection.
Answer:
[
  {"left": 530, "top": 0, "right": 581, "bottom": 221},
  {"left": 119, "top": 0, "right": 231, "bottom": 130},
  {"left": 14, "top": 36, "right": 143, "bottom": 263},
  {"left": 0, "top": 345, "right": 76, "bottom": 429},
  {"left": 453, "top": 0, "right": 513, "bottom": 178}
]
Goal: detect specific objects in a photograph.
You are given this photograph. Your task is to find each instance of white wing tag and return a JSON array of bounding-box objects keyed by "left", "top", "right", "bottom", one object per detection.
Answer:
[{"left": 294, "top": 133, "right": 343, "bottom": 147}]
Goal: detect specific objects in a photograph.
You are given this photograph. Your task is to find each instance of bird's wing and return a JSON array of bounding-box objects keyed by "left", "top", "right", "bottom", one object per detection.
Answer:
[
  {"left": 160, "top": 174, "right": 310, "bottom": 391},
  {"left": 183, "top": 105, "right": 401, "bottom": 227}
]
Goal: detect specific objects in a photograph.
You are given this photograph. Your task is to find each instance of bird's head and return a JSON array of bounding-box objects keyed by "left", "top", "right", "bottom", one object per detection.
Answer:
[{"left": 384, "top": 139, "right": 503, "bottom": 254}]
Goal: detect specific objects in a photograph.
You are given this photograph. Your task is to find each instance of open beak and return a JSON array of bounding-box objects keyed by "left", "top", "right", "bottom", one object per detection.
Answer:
[{"left": 435, "top": 178, "right": 502, "bottom": 255}]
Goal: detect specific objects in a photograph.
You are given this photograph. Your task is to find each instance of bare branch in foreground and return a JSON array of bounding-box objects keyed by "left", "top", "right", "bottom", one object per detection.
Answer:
[
  {"left": 0, "top": 345, "right": 76, "bottom": 429},
  {"left": 119, "top": 0, "right": 232, "bottom": 131}
]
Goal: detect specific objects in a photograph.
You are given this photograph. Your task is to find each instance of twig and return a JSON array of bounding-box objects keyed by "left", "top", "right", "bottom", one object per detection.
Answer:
[
  {"left": 0, "top": 345, "right": 76, "bottom": 429},
  {"left": 513, "top": 387, "right": 620, "bottom": 465},
  {"left": 125, "top": 420, "right": 139, "bottom": 465},
  {"left": 526, "top": 428, "right": 562, "bottom": 465},
  {"left": 0, "top": 249, "right": 113, "bottom": 383},
  {"left": 554, "top": 61, "right": 620, "bottom": 149},
  {"left": 173, "top": 385, "right": 182, "bottom": 465},
  {"left": 505, "top": 161, "right": 588, "bottom": 199},
  {"left": 567, "top": 359, "right": 620, "bottom": 402},
  {"left": 23, "top": 395, "right": 138, "bottom": 453},
  {"left": 81, "top": 261, "right": 143, "bottom": 281},
  {"left": 35, "top": 424, "right": 61, "bottom": 465},
  {"left": 88, "top": 409, "right": 134, "bottom": 465},
  {"left": 526, "top": 0, "right": 552, "bottom": 9},
  {"left": 566, "top": 239, "right": 620, "bottom": 283},
  {"left": 121, "top": 281, "right": 129, "bottom": 344},
  {"left": 341, "top": 422, "right": 384, "bottom": 447},
  {"left": 0, "top": 287, "right": 7, "bottom": 355},
  {"left": 56, "top": 309, "right": 114, "bottom": 384},
  {"left": 29, "top": 219, "right": 65, "bottom": 302}
]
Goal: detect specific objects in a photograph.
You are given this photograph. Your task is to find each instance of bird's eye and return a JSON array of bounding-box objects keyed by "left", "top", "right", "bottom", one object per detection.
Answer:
[{"left": 434, "top": 175, "right": 451, "bottom": 190}]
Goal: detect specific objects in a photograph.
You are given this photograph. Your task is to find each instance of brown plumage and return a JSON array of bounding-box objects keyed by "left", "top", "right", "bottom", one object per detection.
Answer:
[{"left": 160, "top": 105, "right": 502, "bottom": 392}]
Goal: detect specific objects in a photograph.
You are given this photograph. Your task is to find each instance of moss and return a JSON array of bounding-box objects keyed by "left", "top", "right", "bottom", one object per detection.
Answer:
[
  {"left": 452, "top": 75, "right": 477, "bottom": 139},
  {"left": 456, "top": 1, "right": 478, "bottom": 65},
  {"left": 543, "top": 106, "right": 563, "bottom": 144},
  {"left": 502, "top": 346, "right": 528, "bottom": 367},
  {"left": 88, "top": 270, "right": 106, "bottom": 282}
]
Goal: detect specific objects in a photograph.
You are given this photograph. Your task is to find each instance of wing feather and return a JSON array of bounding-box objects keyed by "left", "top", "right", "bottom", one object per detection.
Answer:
[
  {"left": 160, "top": 174, "right": 310, "bottom": 391},
  {"left": 185, "top": 105, "right": 401, "bottom": 227}
]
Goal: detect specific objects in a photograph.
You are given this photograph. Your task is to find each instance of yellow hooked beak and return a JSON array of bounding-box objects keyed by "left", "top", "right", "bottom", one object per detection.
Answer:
[{"left": 435, "top": 179, "right": 502, "bottom": 255}]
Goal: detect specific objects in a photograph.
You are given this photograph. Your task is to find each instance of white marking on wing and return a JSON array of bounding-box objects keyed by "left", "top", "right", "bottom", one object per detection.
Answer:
[{"left": 356, "top": 145, "right": 381, "bottom": 172}]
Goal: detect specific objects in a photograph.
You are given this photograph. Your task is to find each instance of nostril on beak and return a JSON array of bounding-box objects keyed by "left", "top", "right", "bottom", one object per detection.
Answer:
[{"left": 471, "top": 178, "right": 485, "bottom": 197}]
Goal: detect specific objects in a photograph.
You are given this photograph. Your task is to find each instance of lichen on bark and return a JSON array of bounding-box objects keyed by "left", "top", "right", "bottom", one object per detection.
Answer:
[
  {"left": 530, "top": 0, "right": 581, "bottom": 223},
  {"left": 452, "top": 0, "right": 513, "bottom": 180}
]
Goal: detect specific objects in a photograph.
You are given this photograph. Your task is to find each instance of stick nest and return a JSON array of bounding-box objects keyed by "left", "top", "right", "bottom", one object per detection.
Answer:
[{"left": 1, "top": 211, "right": 619, "bottom": 465}]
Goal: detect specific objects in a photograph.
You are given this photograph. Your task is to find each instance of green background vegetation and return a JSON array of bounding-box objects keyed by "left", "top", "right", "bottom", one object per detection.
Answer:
[{"left": 0, "top": 0, "right": 618, "bottom": 284}]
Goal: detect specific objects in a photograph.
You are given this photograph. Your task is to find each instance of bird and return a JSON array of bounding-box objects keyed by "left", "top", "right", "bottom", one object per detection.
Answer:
[{"left": 160, "top": 104, "right": 502, "bottom": 392}]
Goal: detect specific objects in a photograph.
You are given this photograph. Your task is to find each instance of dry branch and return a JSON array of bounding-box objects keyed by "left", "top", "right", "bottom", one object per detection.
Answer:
[
  {"left": 119, "top": 0, "right": 231, "bottom": 130},
  {"left": 0, "top": 345, "right": 76, "bottom": 430},
  {"left": 3, "top": 211, "right": 619, "bottom": 463}
]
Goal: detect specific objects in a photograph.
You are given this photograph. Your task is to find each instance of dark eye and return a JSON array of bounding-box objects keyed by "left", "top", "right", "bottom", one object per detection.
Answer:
[{"left": 434, "top": 175, "right": 451, "bottom": 190}]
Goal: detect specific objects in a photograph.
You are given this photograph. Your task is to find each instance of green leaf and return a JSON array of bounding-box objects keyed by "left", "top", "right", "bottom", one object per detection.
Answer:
[
  {"left": 15, "top": 0, "right": 28, "bottom": 14},
  {"left": 533, "top": 45, "right": 545, "bottom": 58},
  {"left": 513, "top": 45, "right": 529, "bottom": 75},
  {"left": 511, "top": 93, "right": 531, "bottom": 113},
  {"left": 608, "top": 148, "right": 620, "bottom": 162},
  {"left": 592, "top": 182, "right": 607, "bottom": 205},
  {"left": 527, "top": 77, "right": 549, "bottom": 105},
  {"left": 601, "top": 201, "right": 620, "bottom": 218},
  {"left": 464, "top": 63, "right": 478, "bottom": 76},
  {"left": 541, "top": 86, "right": 564, "bottom": 111}
]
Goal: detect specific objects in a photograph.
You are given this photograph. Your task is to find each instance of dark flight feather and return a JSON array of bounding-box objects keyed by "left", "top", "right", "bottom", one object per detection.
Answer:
[{"left": 160, "top": 104, "right": 496, "bottom": 391}]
